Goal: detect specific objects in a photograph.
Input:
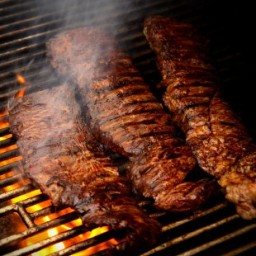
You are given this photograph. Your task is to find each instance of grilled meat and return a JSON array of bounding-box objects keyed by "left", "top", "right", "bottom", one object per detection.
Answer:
[
  {"left": 47, "top": 28, "right": 217, "bottom": 213},
  {"left": 143, "top": 15, "right": 256, "bottom": 220},
  {"left": 8, "top": 83, "right": 161, "bottom": 251}
]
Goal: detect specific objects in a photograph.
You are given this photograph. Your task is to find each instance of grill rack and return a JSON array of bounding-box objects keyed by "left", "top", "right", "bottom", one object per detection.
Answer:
[
  {"left": 1, "top": 161, "right": 256, "bottom": 256},
  {"left": 1, "top": 0, "right": 256, "bottom": 255}
]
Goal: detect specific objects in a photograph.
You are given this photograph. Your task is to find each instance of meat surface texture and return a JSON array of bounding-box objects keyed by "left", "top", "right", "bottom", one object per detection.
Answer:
[
  {"left": 8, "top": 84, "right": 161, "bottom": 251},
  {"left": 143, "top": 15, "right": 256, "bottom": 220},
  {"left": 47, "top": 28, "right": 217, "bottom": 213}
]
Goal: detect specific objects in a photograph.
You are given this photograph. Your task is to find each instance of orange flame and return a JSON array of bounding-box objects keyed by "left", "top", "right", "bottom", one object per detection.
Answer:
[
  {"left": 0, "top": 108, "right": 9, "bottom": 117},
  {"left": 1, "top": 154, "right": 119, "bottom": 254},
  {"left": 0, "top": 109, "right": 10, "bottom": 130},
  {"left": 0, "top": 134, "right": 13, "bottom": 141},
  {"left": 1, "top": 134, "right": 119, "bottom": 255},
  {"left": 0, "top": 144, "right": 18, "bottom": 154},
  {"left": 15, "top": 74, "right": 26, "bottom": 98},
  {"left": 0, "top": 119, "right": 9, "bottom": 130},
  {"left": 1, "top": 75, "right": 119, "bottom": 254},
  {"left": 17, "top": 74, "right": 26, "bottom": 84},
  {"left": 0, "top": 155, "right": 23, "bottom": 168}
]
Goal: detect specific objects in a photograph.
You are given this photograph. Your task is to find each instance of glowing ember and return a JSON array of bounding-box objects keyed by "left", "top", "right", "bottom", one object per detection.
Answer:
[
  {"left": 0, "top": 155, "right": 22, "bottom": 168},
  {"left": 0, "top": 134, "right": 13, "bottom": 141},
  {"left": 1, "top": 148, "right": 119, "bottom": 255},
  {"left": 11, "top": 189, "right": 42, "bottom": 204},
  {"left": 0, "top": 100, "right": 119, "bottom": 255},
  {"left": 73, "top": 227, "right": 119, "bottom": 256},
  {"left": 0, "top": 108, "right": 8, "bottom": 117},
  {"left": 0, "top": 144, "right": 18, "bottom": 154},
  {"left": 0, "top": 119, "right": 9, "bottom": 130}
]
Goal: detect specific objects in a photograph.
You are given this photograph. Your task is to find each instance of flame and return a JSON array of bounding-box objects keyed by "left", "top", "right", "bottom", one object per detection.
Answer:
[
  {"left": 0, "top": 155, "right": 23, "bottom": 168},
  {"left": 0, "top": 108, "right": 8, "bottom": 117},
  {"left": 15, "top": 74, "right": 26, "bottom": 98},
  {"left": 0, "top": 112, "right": 8, "bottom": 129},
  {"left": 1, "top": 162, "right": 119, "bottom": 255},
  {"left": 0, "top": 144, "right": 18, "bottom": 154},
  {"left": 17, "top": 74, "right": 26, "bottom": 84},
  {"left": 15, "top": 88, "right": 26, "bottom": 99},
  {"left": 0, "top": 133, "right": 13, "bottom": 141},
  {"left": 0, "top": 74, "right": 119, "bottom": 254},
  {"left": 73, "top": 227, "right": 119, "bottom": 256},
  {"left": 1, "top": 150, "right": 119, "bottom": 255},
  {"left": 0, "top": 119, "right": 9, "bottom": 130}
]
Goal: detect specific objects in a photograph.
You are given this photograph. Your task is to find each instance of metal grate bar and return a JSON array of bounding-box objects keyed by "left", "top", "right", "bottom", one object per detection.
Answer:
[
  {"left": 222, "top": 240, "right": 256, "bottom": 256},
  {"left": 162, "top": 202, "right": 228, "bottom": 232},
  {"left": 3, "top": 225, "right": 88, "bottom": 256},
  {"left": 140, "top": 214, "right": 240, "bottom": 256},
  {"left": 0, "top": 211, "right": 85, "bottom": 247},
  {"left": 0, "top": 174, "right": 23, "bottom": 187},
  {"left": 1, "top": 1, "right": 256, "bottom": 255},
  {"left": 49, "top": 230, "right": 118, "bottom": 256},
  {"left": 180, "top": 224, "right": 256, "bottom": 256},
  {"left": 0, "top": 184, "right": 33, "bottom": 202}
]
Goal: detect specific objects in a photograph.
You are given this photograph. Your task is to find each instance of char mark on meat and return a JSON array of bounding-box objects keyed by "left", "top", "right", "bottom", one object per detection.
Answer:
[
  {"left": 143, "top": 15, "right": 256, "bottom": 220},
  {"left": 8, "top": 83, "right": 161, "bottom": 251},
  {"left": 47, "top": 28, "right": 218, "bottom": 213}
]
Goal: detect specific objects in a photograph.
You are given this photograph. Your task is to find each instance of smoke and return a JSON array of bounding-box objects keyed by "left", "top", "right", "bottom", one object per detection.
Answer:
[
  {"left": 21, "top": 0, "right": 146, "bottom": 92},
  {"left": 31, "top": 0, "right": 143, "bottom": 37},
  {"left": 9, "top": 0, "right": 151, "bottom": 153},
  {"left": 10, "top": 0, "right": 142, "bottom": 160},
  {"left": 17, "top": 0, "right": 155, "bottom": 146}
]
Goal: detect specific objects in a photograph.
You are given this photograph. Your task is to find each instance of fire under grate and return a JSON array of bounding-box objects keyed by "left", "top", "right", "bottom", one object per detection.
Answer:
[{"left": 1, "top": 0, "right": 256, "bottom": 255}]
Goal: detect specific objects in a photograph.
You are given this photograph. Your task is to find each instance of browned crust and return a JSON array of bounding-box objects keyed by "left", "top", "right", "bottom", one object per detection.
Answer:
[
  {"left": 144, "top": 15, "right": 256, "bottom": 220},
  {"left": 8, "top": 83, "right": 161, "bottom": 250},
  {"left": 47, "top": 28, "right": 218, "bottom": 213}
]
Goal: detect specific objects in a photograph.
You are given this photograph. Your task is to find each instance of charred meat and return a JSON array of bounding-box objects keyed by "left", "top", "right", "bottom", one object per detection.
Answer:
[
  {"left": 144, "top": 15, "right": 256, "bottom": 220},
  {"left": 8, "top": 83, "right": 161, "bottom": 251},
  {"left": 47, "top": 28, "right": 217, "bottom": 213}
]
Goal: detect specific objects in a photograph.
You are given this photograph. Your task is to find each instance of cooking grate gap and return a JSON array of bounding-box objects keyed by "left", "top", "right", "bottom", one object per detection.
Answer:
[
  {"left": 0, "top": 149, "right": 20, "bottom": 163},
  {"left": 1, "top": 210, "right": 87, "bottom": 247},
  {"left": 140, "top": 215, "right": 240, "bottom": 256},
  {"left": 1, "top": 1, "right": 256, "bottom": 255},
  {"left": 222, "top": 240, "right": 256, "bottom": 256},
  {"left": 0, "top": 183, "right": 34, "bottom": 202},
  {"left": 0, "top": 136, "right": 15, "bottom": 148},
  {"left": 183, "top": 224, "right": 256, "bottom": 256},
  {"left": 160, "top": 201, "right": 229, "bottom": 231},
  {"left": 49, "top": 230, "right": 122, "bottom": 256},
  {"left": 0, "top": 0, "right": 136, "bottom": 28},
  {"left": 0, "top": 0, "right": 199, "bottom": 53},
  {"left": 0, "top": 8, "right": 38, "bottom": 24},
  {"left": 0, "top": 174, "right": 23, "bottom": 188},
  {"left": 0, "top": 159, "right": 20, "bottom": 173},
  {"left": 161, "top": 212, "right": 240, "bottom": 244},
  {"left": 0, "top": 67, "right": 60, "bottom": 100},
  {"left": 0, "top": 50, "right": 45, "bottom": 73},
  {"left": 0, "top": 65, "right": 57, "bottom": 89},
  {"left": 171, "top": 216, "right": 247, "bottom": 255},
  {"left": 0, "top": 1, "right": 166, "bottom": 42},
  {"left": 0, "top": 49, "right": 45, "bottom": 70}
]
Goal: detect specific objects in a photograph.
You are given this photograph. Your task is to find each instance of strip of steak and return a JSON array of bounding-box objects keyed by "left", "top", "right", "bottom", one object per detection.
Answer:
[
  {"left": 46, "top": 28, "right": 217, "bottom": 213},
  {"left": 8, "top": 83, "right": 161, "bottom": 251},
  {"left": 143, "top": 15, "right": 256, "bottom": 220}
]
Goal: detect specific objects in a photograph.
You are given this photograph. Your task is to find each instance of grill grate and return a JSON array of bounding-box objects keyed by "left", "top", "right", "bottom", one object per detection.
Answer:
[{"left": 1, "top": 0, "right": 256, "bottom": 255}]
